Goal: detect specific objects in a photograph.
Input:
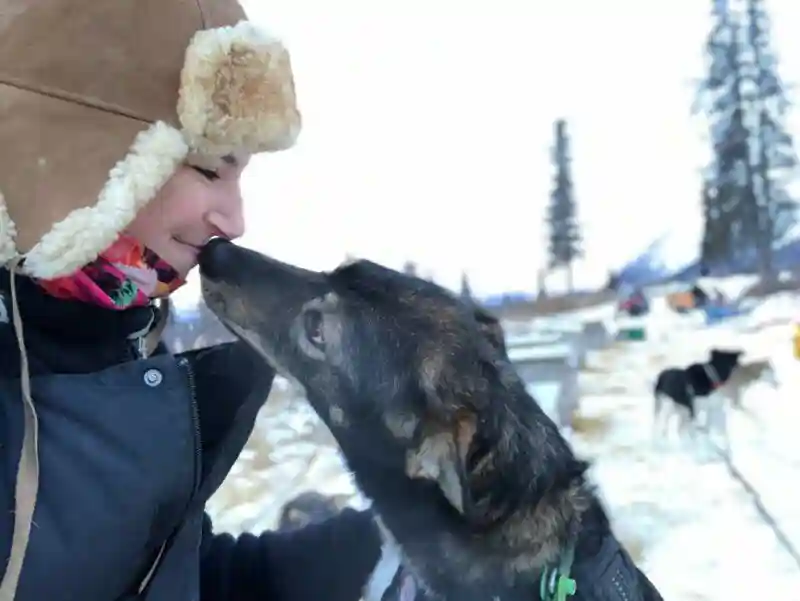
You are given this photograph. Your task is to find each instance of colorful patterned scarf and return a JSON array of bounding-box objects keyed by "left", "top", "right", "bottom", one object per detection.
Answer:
[{"left": 36, "top": 234, "right": 186, "bottom": 310}]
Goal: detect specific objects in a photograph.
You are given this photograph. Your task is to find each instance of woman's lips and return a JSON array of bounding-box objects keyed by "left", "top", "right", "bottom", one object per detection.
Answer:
[{"left": 175, "top": 238, "right": 203, "bottom": 253}]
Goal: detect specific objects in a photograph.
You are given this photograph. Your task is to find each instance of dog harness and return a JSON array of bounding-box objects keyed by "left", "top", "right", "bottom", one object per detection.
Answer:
[
  {"left": 571, "top": 534, "right": 652, "bottom": 601},
  {"left": 367, "top": 534, "right": 650, "bottom": 601},
  {"left": 686, "top": 362, "right": 723, "bottom": 400},
  {"left": 703, "top": 363, "right": 722, "bottom": 389}
]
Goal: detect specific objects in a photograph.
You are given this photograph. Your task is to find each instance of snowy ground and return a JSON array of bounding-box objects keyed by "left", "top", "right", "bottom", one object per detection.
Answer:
[
  {"left": 206, "top": 285, "right": 800, "bottom": 601},
  {"left": 575, "top": 295, "right": 800, "bottom": 599}
]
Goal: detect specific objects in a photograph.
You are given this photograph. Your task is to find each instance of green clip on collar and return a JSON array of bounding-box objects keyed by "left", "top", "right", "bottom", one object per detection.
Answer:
[{"left": 539, "top": 542, "right": 577, "bottom": 601}]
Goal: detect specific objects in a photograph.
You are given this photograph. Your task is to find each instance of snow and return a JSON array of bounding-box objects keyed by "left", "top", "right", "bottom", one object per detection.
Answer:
[
  {"left": 206, "top": 281, "right": 800, "bottom": 600},
  {"left": 572, "top": 290, "right": 800, "bottom": 599},
  {"left": 507, "top": 342, "right": 575, "bottom": 362}
]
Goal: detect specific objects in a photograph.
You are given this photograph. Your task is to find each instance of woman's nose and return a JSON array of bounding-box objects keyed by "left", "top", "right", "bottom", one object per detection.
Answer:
[{"left": 207, "top": 199, "right": 246, "bottom": 240}]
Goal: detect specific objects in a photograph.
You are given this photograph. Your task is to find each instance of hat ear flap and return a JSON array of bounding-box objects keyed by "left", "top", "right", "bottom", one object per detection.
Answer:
[{"left": 178, "top": 20, "right": 302, "bottom": 157}]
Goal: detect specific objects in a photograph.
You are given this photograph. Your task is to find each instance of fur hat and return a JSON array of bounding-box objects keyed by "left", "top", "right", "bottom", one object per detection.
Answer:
[{"left": 0, "top": 0, "right": 301, "bottom": 279}]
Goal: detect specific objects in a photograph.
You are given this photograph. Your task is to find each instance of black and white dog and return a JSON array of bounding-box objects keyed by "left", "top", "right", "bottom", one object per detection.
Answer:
[{"left": 653, "top": 348, "right": 744, "bottom": 449}]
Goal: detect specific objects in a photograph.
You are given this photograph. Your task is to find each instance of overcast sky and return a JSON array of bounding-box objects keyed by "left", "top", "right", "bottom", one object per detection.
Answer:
[{"left": 174, "top": 0, "right": 800, "bottom": 308}]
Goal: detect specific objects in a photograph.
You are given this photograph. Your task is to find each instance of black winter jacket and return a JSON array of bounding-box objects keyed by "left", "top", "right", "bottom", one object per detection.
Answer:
[{"left": 0, "top": 270, "right": 380, "bottom": 601}]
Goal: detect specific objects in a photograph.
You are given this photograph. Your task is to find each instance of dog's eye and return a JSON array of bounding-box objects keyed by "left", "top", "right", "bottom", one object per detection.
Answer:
[{"left": 303, "top": 309, "right": 325, "bottom": 349}]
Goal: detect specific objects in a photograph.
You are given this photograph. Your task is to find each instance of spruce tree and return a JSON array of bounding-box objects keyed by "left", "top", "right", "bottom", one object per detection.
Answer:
[
  {"left": 545, "top": 119, "right": 582, "bottom": 291},
  {"left": 459, "top": 272, "right": 473, "bottom": 301},
  {"left": 695, "top": 0, "right": 798, "bottom": 275}
]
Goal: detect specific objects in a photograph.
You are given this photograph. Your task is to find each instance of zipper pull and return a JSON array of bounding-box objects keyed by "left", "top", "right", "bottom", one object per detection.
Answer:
[
  {"left": 137, "top": 335, "right": 148, "bottom": 359},
  {"left": 130, "top": 307, "right": 157, "bottom": 359}
]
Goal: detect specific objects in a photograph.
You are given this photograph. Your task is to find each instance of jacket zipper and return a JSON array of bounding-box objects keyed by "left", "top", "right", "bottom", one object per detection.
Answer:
[
  {"left": 130, "top": 332, "right": 201, "bottom": 491},
  {"left": 178, "top": 357, "right": 203, "bottom": 494},
  {"left": 133, "top": 336, "right": 203, "bottom": 488},
  {"left": 127, "top": 351, "right": 202, "bottom": 596}
]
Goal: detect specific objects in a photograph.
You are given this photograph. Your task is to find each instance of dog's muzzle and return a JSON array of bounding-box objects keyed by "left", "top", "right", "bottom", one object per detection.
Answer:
[
  {"left": 198, "top": 237, "right": 238, "bottom": 282},
  {"left": 198, "top": 238, "right": 330, "bottom": 317}
]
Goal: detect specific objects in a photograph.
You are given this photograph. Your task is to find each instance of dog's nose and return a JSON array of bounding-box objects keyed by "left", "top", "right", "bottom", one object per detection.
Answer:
[{"left": 199, "top": 237, "right": 236, "bottom": 281}]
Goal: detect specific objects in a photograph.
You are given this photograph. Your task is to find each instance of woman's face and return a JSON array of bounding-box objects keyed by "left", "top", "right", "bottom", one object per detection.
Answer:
[{"left": 126, "top": 155, "right": 249, "bottom": 278}]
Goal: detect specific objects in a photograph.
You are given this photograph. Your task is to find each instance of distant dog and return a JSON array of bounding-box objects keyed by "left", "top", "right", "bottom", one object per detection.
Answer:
[
  {"left": 199, "top": 239, "right": 664, "bottom": 601},
  {"left": 653, "top": 348, "right": 744, "bottom": 447},
  {"left": 277, "top": 491, "right": 346, "bottom": 531}
]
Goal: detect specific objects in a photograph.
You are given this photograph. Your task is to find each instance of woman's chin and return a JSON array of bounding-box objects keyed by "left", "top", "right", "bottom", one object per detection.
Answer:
[
  {"left": 172, "top": 261, "right": 197, "bottom": 280},
  {"left": 165, "top": 247, "right": 200, "bottom": 279}
]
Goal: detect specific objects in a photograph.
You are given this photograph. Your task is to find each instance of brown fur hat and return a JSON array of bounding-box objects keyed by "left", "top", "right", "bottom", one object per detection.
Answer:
[{"left": 0, "top": 0, "right": 302, "bottom": 279}]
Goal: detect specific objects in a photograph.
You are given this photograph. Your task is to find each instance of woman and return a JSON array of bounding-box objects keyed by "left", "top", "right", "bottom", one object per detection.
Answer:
[{"left": 0, "top": 1, "right": 380, "bottom": 600}]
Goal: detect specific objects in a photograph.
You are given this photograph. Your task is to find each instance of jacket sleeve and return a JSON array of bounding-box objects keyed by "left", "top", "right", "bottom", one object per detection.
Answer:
[{"left": 200, "top": 509, "right": 381, "bottom": 601}]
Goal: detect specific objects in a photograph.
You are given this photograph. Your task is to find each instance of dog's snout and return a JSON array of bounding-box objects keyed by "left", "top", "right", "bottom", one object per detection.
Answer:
[{"left": 199, "top": 237, "right": 237, "bottom": 281}]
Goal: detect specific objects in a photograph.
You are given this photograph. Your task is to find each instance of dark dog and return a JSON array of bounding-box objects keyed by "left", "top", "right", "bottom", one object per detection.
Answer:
[
  {"left": 199, "top": 239, "right": 663, "bottom": 601},
  {"left": 653, "top": 348, "right": 744, "bottom": 445},
  {"left": 277, "top": 491, "right": 345, "bottom": 531}
]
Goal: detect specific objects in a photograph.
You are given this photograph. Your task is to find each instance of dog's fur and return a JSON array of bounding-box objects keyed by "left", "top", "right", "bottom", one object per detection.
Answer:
[
  {"left": 277, "top": 491, "right": 346, "bottom": 532},
  {"left": 199, "top": 240, "right": 663, "bottom": 601},
  {"left": 653, "top": 348, "right": 744, "bottom": 443}
]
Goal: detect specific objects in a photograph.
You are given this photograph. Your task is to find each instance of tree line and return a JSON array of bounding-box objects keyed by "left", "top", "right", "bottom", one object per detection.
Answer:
[{"left": 544, "top": 0, "right": 797, "bottom": 291}]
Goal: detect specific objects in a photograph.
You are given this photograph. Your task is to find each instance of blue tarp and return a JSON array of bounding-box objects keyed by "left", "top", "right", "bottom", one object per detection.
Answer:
[{"left": 702, "top": 303, "right": 748, "bottom": 325}]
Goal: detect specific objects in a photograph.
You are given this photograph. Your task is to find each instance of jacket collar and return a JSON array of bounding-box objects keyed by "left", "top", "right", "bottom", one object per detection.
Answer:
[{"left": 0, "top": 268, "right": 158, "bottom": 375}]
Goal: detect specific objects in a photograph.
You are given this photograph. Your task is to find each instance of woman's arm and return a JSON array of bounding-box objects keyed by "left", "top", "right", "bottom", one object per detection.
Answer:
[{"left": 200, "top": 510, "right": 381, "bottom": 601}]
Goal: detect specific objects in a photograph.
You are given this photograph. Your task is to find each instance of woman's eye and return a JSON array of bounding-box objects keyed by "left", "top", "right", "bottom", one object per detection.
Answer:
[
  {"left": 303, "top": 309, "right": 325, "bottom": 349},
  {"left": 192, "top": 166, "right": 220, "bottom": 181}
]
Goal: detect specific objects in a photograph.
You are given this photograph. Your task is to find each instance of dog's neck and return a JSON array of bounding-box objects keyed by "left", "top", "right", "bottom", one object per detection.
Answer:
[
  {"left": 344, "top": 430, "right": 598, "bottom": 601},
  {"left": 322, "top": 378, "right": 602, "bottom": 600},
  {"left": 363, "top": 493, "right": 607, "bottom": 601}
]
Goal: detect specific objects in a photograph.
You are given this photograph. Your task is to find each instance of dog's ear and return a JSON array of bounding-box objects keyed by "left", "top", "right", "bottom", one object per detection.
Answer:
[
  {"left": 406, "top": 345, "right": 498, "bottom": 520},
  {"left": 472, "top": 306, "right": 508, "bottom": 356},
  {"left": 405, "top": 410, "right": 478, "bottom": 514}
]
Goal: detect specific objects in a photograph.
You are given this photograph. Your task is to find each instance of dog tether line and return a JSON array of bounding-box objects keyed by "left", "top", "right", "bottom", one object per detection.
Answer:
[
  {"left": 707, "top": 439, "right": 800, "bottom": 572},
  {"left": 539, "top": 540, "right": 577, "bottom": 601},
  {"left": 698, "top": 361, "right": 800, "bottom": 570}
]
